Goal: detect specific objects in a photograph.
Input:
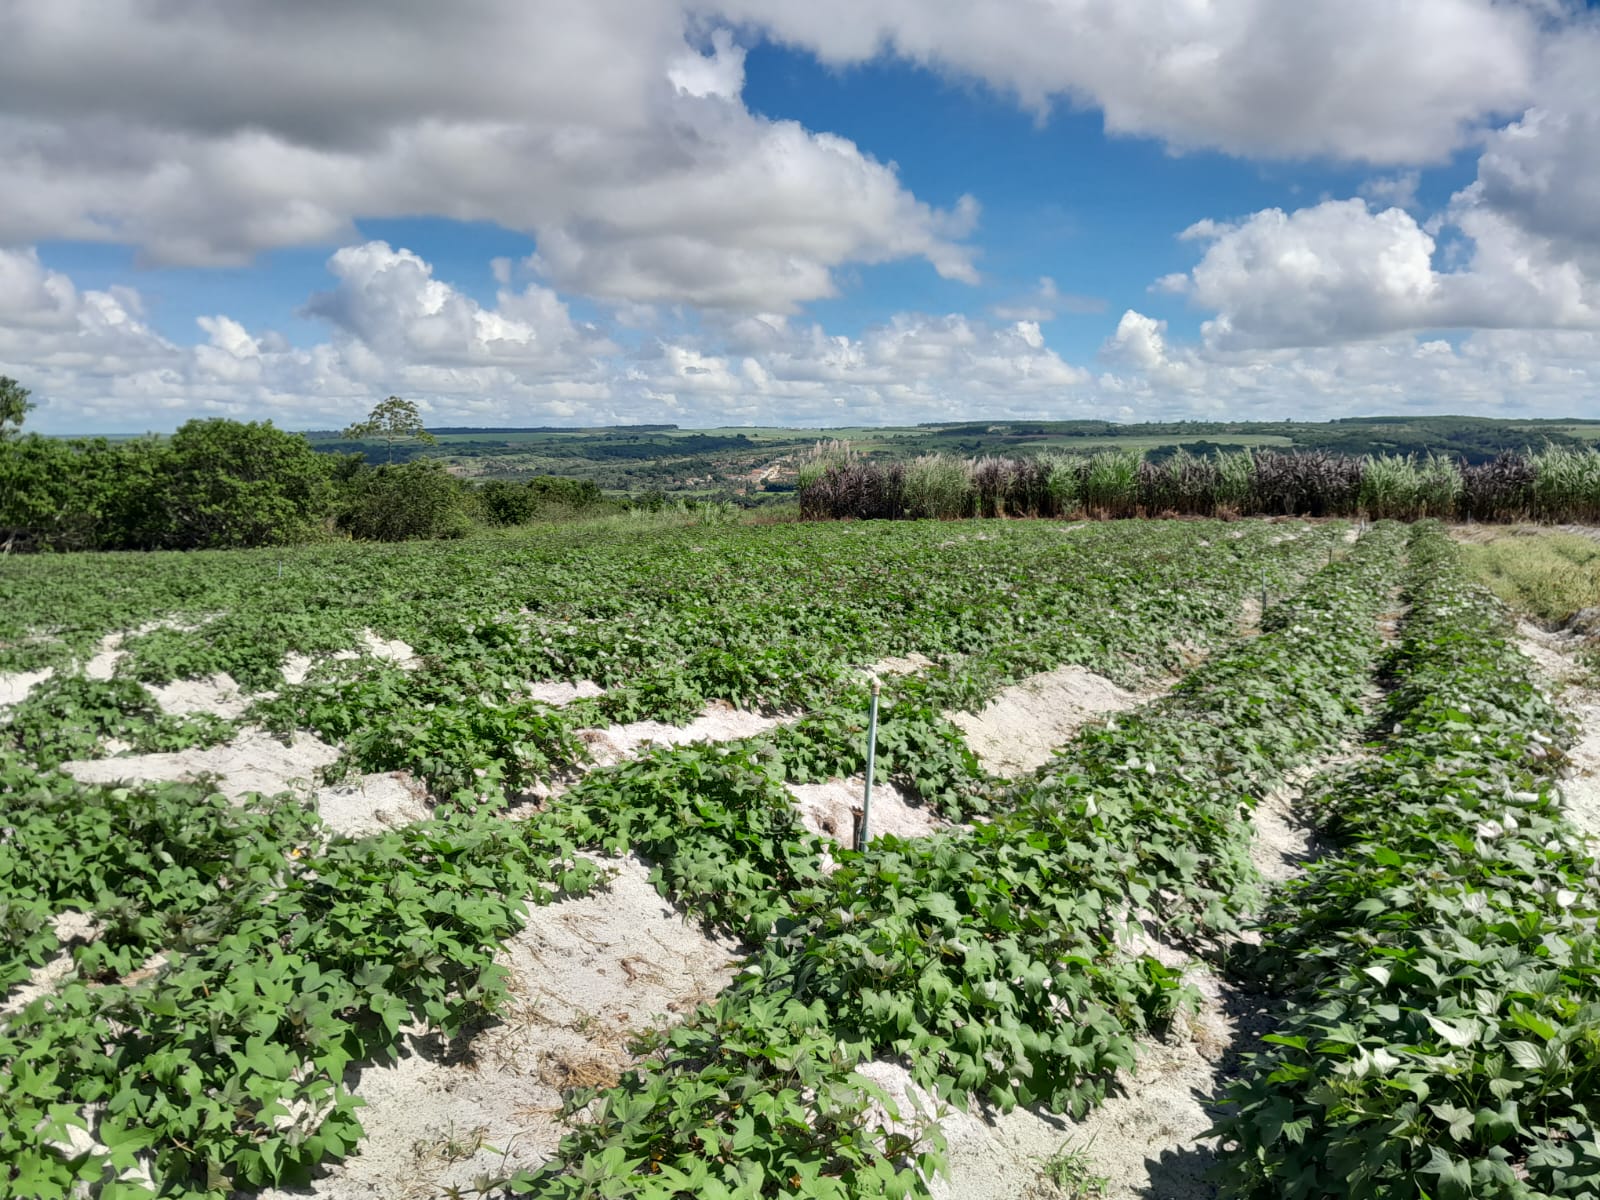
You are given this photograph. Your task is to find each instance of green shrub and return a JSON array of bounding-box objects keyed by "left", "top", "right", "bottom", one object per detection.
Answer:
[
  {"left": 337, "top": 460, "right": 473, "bottom": 541},
  {"left": 165, "top": 419, "right": 336, "bottom": 549}
]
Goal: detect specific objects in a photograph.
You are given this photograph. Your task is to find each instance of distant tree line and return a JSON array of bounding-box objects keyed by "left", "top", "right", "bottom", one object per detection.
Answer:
[
  {"left": 0, "top": 385, "right": 615, "bottom": 553},
  {"left": 798, "top": 444, "right": 1600, "bottom": 524}
]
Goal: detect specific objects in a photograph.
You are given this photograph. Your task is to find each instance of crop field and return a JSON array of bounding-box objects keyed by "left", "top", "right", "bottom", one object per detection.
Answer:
[{"left": 2, "top": 518, "right": 1598, "bottom": 1199}]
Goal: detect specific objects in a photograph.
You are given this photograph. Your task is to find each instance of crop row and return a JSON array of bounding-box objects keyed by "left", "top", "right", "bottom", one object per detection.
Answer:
[
  {"left": 0, "top": 522, "right": 1332, "bottom": 1196},
  {"left": 1214, "top": 524, "right": 1600, "bottom": 1199},
  {"left": 495, "top": 525, "right": 1409, "bottom": 1197},
  {"left": 0, "top": 775, "right": 600, "bottom": 1197},
  {"left": 4, "top": 521, "right": 1334, "bottom": 814}
]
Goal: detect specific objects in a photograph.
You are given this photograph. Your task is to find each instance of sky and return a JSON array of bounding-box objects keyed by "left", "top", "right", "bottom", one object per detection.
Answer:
[{"left": 3, "top": 1, "right": 1600, "bottom": 434}]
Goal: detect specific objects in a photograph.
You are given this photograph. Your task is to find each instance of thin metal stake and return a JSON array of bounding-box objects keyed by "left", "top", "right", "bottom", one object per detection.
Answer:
[
  {"left": 1260, "top": 566, "right": 1268, "bottom": 615},
  {"left": 858, "top": 677, "right": 882, "bottom": 851}
]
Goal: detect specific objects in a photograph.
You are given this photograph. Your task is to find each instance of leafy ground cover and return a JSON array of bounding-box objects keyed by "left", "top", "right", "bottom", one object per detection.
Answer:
[
  {"left": 3, "top": 520, "right": 1333, "bottom": 813},
  {"left": 1214, "top": 524, "right": 1600, "bottom": 1199},
  {"left": 486, "top": 525, "right": 1409, "bottom": 1197},
  {"left": 0, "top": 767, "right": 600, "bottom": 1196},
  {"left": 1, "top": 519, "right": 1347, "bottom": 1197}
]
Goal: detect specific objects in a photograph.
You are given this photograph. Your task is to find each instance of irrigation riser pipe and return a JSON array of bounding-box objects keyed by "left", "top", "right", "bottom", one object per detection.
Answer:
[{"left": 856, "top": 677, "right": 882, "bottom": 851}]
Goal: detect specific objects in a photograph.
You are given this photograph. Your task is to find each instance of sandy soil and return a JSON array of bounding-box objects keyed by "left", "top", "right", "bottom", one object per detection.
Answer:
[
  {"left": 526, "top": 680, "right": 606, "bottom": 705},
  {"left": 1248, "top": 759, "right": 1353, "bottom": 885},
  {"left": 82, "top": 618, "right": 213, "bottom": 681},
  {"left": 56, "top": 727, "right": 438, "bottom": 840},
  {"left": 789, "top": 777, "right": 946, "bottom": 848},
  {"left": 948, "top": 666, "right": 1140, "bottom": 778},
  {"left": 85, "top": 631, "right": 129, "bottom": 681},
  {"left": 870, "top": 652, "right": 935, "bottom": 678},
  {"left": 280, "top": 632, "right": 418, "bottom": 686},
  {"left": 857, "top": 956, "right": 1258, "bottom": 1200},
  {"left": 0, "top": 912, "right": 100, "bottom": 1020},
  {"left": 359, "top": 630, "right": 420, "bottom": 669},
  {"left": 148, "top": 673, "right": 253, "bottom": 719},
  {"left": 61, "top": 728, "right": 342, "bottom": 804},
  {"left": 315, "top": 772, "right": 433, "bottom": 839},
  {"left": 0, "top": 666, "right": 53, "bottom": 708},
  {"left": 1514, "top": 621, "right": 1600, "bottom": 841},
  {"left": 909, "top": 755, "right": 1355, "bottom": 1200},
  {"left": 256, "top": 855, "right": 739, "bottom": 1200},
  {"left": 1236, "top": 598, "right": 1262, "bottom": 636},
  {"left": 578, "top": 701, "right": 784, "bottom": 768}
]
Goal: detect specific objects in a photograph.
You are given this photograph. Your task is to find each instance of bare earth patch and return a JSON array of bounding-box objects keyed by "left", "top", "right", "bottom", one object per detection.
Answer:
[
  {"left": 84, "top": 618, "right": 214, "bottom": 681},
  {"left": 578, "top": 701, "right": 783, "bottom": 768},
  {"left": 256, "top": 855, "right": 738, "bottom": 1200},
  {"left": 61, "top": 728, "right": 341, "bottom": 803},
  {"left": 895, "top": 729, "right": 1375, "bottom": 1195},
  {"left": 789, "top": 777, "right": 946, "bottom": 847},
  {"left": 1236, "top": 596, "right": 1263, "bottom": 636},
  {"left": 947, "top": 666, "right": 1139, "bottom": 778},
  {"left": 1515, "top": 622, "right": 1600, "bottom": 842},
  {"left": 148, "top": 672, "right": 253, "bottom": 720},
  {"left": 1247, "top": 755, "right": 1360, "bottom": 885},
  {"left": 857, "top": 961, "right": 1243, "bottom": 1200},
  {"left": 360, "top": 630, "right": 420, "bottom": 669},
  {"left": 0, "top": 666, "right": 52, "bottom": 708},
  {"left": 315, "top": 772, "right": 432, "bottom": 839},
  {"left": 869, "top": 652, "right": 935, "bottom": 678},
  {"left": 526, "top": 680, "right": 606, "bottom": 705},
  {"left": 0, "top": 912, "right": 101, "bottom": 1020}
]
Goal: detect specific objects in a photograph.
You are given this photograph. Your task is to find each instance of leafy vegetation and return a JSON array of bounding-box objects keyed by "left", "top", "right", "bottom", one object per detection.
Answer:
[
  {"left": 1213, "top": 524, "right": 1600, "bottom": 1199},
  {"left": 340, "top": 395, "right": 437, "bottom": 463},
  {"left": 5, "top": 511, "right": 1593, "bottom": 1198},
  {"left": 302, "top": 415, "right": 1600, "bottom": 500},
  {"left": 1, "top": 517, "right": 1354, "bottom": 1197},
  {"left": 490, "top": 526, "right": 1408, "bottom": 1197},
  {"left": 0, "top": 790, "right": 599, "bottom": 1196}
]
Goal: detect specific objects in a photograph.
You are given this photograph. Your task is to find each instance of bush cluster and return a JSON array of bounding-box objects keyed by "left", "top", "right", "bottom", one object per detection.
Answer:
[{"left": 0, "top": 419, "right": 627, "bottom": 552}]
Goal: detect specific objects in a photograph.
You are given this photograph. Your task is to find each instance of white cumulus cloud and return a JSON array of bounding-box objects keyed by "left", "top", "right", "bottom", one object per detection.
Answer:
[
  {"left": 704, "top": 0, "right": 1544, "bottom": 163},
  {"left": 0, "top": 2, "right": 976, "bottom": 311}
]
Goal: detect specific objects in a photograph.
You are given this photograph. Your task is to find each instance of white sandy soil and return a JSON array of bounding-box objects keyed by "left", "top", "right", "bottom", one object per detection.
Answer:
[
  {"left": 948, "top": 666, "right": 1140, "bottom": 778},
  {"left": 61, "top": 728, "right": 341, "bottom": 803},
  {"left": 526, "top": 680, "right": 606, "bottom": 705},
  {"left": 870, "top": 652, "right": 935, "bottom": 678},
  {"left": 789, "top": 777, "right": 946, "bottom": 847},
  {"left": 315, "top": 772, "right": 432, "bottom": 839},
  {"left": 0, "top": 667, "right": 53, "bottom": 709},
  {"left": 0, "top": 912, "right": 100, "bottom": 1019},
  {"left": 578, "top": 700, "right": 783, "bottom": 767},
  {"left": 255, "top": 855, "right": 738, "bottom": 1200},
  {"left": 858, "top": 955, "right": 1249, "bottom": 1200},
  {"left": 1515, "top": 621, "right": 1600, "bottom": 841},
  {"left": 147, "top": 672, "right": 253, "bottom": 719}
]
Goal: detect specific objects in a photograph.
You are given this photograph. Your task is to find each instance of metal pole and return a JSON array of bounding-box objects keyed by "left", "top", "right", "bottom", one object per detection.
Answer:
[{"left": 858, "top": 677, "right": 882, "bottom": 851}]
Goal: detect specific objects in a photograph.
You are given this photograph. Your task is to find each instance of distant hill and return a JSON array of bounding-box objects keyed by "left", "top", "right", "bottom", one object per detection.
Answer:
[{"left": 305, "top": 415, "right": 1600, "bottom": 499}]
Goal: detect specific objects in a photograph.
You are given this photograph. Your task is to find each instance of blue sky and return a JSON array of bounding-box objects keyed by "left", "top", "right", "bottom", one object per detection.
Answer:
[{"left": 2, "top": 2, "right": 1597, "bottom": 433}]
